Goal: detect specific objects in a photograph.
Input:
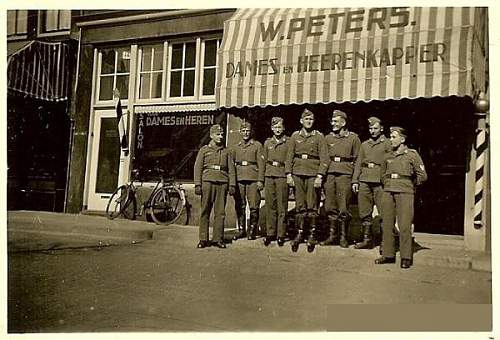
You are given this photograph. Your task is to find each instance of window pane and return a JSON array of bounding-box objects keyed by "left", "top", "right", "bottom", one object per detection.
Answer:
[
  {"left": 116, "top": 49, "right": 131, "bottom": 73},
  {"left": 141, "top": 48, "right": 152, "bottom": 72},
  {"left": 116, "top": 75, "right": 129, "bottom": 99},
  {"left": 152, "top": 73, "right": 162, "bottom": 98},
  {"left": 153, "top": 45, "right": 164, "bottom": 71},
  {"left": 59, "top": 10, "right": 71, "bottom": 29},
  {"left": 16, "top": 10, "right": 28, "bottom": 34},
  {"left": 203, "top": 68, "right": 216, "bottom": 96},
  {"left": 99, "top": 76, "right": 114, "bottom": 100},
  {"left": 45, "top": 10, "right": 59, "bottom": 31},
  {"left": 101, "top": 50, "right": 115, "bottom": 75},
  {"left": 204, "top": 40, "right": 217, "bottom": 67},
  {"left": 185, "top": 42, "right": 196, "bottom": 68},
  {"left": 171, "top": 44, "right": 183, "bottom": 69},
  {"left": 183, "top": 70, "right": 195, "bottom": 96},
  {"left": 169, "top": 71, "right": 182, "bottom": 97},
  {"left": 95, "top": 117, "right": 120, "bottom": 193},
  {"left": 7, "top": 11, "right": 16, "bottom": 35},
  {"left": 139, "top": 74, "right": 151, "bottom": 99}
]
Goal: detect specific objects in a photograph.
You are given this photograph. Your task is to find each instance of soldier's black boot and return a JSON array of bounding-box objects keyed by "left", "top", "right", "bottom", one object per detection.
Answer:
[
  {"left": 339, "top": 218, "right": 349, "bottom": 248},
  {"left": 307, "top": 214, "right": 319, "bottom": 253},
  {"left": 277, "top": 237, "right": 285, "bottom": 247},
  {"left": 233, "top": 214, "right": 247, "bottom": 240},
  {"left": 247, "top": 210, "right": 259, "bottom": 240},
  {"left": 320, "top": 217, "right": 337, "bottom": 246},
  {"left": 291, "top": 213, "right": 305, "bottom": 252},
  {"left": 354, "top": 222, "right": 372, "bottom": 249}
]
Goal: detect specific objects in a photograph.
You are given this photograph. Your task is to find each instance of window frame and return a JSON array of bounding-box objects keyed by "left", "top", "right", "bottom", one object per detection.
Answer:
[
  {"left": 37, "top": 10, "right": 71, "bottom": 37},
  {"left": 95, "top": 47, "right": 132, "bottom": 106},
  {"left": 135, "top": 42, "right": 168, "bottom": 104},
  {"left": 7, "top": 10, "right": 28, "bottom": 39},
  {"left": 165, "top": 38, "right": 201, "bottom": 103},
  {"left": 199, "top": 38, "right": 221, "bottom": 100}
]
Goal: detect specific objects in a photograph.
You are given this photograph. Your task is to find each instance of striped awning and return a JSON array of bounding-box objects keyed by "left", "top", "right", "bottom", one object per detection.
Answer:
[
  {"left": 7, "top": 40, "right": 71, "bottom": 101},
  {"left": 216, "top": 7, "right": 487, "bottom": 108}
]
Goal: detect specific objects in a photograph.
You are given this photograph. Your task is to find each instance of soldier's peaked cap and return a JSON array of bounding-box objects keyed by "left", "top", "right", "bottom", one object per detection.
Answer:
[
  {"left": 239, "top": 120, "right": 251, "bottom": 129},
  {"left": 210, "top": 124, "right": 223, "bottom": 134},
  {"left": 332, "top": 110, "right": 347, "bottom": 119},
  {"left": 390, "top": 126, "right": 407, "bottom": 138},
  {"left": 301, "top": 108, "right": 314, "bottom": 118},
  {"left": 271, "top": 117, "right": 283, "bottom": 126},
  {"left": 367, "top": 116, "right": 381, "bottom": 125}
]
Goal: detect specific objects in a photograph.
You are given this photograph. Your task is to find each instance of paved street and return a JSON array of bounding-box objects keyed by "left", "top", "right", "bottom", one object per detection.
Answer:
[{"left": 8, "top": 227, "right": 491, "bottom": 332}]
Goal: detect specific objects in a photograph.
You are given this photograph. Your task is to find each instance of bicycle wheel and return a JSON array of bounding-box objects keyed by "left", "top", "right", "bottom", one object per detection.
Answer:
[
  {"left": 106, "top": 185, "right": 129, "bottom": 219},
  {"left": 150, "top": 187, "right": 185, "bottom": 225}
]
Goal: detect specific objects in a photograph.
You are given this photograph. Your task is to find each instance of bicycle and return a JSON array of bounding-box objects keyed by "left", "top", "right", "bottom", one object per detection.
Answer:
[{"left": 105, "top": 166, "right": 187, "bottom": 225}]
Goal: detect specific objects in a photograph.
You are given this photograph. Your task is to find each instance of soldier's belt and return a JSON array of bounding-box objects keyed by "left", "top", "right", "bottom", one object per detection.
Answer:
[
  {"left": 205, "top": 165, "right": 228, "bottom": 172},
  {"left": 386, "top": 173, "right": 412, "bottom": 180},
  {"left": 295, "top": 154, "right": 319, "bottom": 160},
  {"left": 330, "top": 156, "right": 355, "bottom": 162},
  {"left": 267, "top": 160, "right": 285, "bottom": 167},
  {"left": 362, "top": 162, "right": 380, "bottom": 168},
  {"left": 235, "top": 161, "right": 257, "bottom": 166}
]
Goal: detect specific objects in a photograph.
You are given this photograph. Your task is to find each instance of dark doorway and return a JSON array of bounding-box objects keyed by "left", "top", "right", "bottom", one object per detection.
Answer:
[{"left": 7, "top": 94, "right": 71, "bottom": 212}]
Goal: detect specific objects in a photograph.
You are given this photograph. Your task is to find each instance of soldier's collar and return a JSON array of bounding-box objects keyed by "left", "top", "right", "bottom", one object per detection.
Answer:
[
  {"left": 369, "top": 134, "right": 385, "bottom": 144},
  {"left": 273, "top": 135, "right": 286, "bottom": 144},
  {"left": 238, "top": 138, "right": 254, "bottom": 146},
  {"left": 209, "top": 140, "right": 223, "bottom": 150},
  {"left": 394, "top": 145, "right": 408, "bottom": 155},
  {"left": 299, "top": 128, "right": 315, "bottom": 137},
  {"left": 331, "top": 129, "right": 349, "bottom": 137}
]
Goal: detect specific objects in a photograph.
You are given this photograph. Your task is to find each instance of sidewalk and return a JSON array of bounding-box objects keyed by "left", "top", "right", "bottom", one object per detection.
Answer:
[{"left": 7, "top": 210, "right": 491, "bottom": 272}]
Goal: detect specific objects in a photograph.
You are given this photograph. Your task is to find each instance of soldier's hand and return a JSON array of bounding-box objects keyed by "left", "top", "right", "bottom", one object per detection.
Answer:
[
  {"left": 352, "top": 183, "right": 359, "bottom": 193},
  {"left": 195, "top": 185, "right": 202, "bottom": 196},
  {"left": 257, "top": 181, "right": 264, "bottom": 191},
  {"left": 228, "top": 185, "right": 236, "bottom": 196},
  {"left": 286, "top": 174, "right": 295, "bottom": 187},
  {"left": 314, "top": 175, "right": 322, "bottom": 188}
]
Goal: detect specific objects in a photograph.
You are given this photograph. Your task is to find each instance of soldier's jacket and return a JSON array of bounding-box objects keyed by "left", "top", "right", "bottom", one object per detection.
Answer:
[
  {"left": 285, "top": 129, "right": 324, "bottom": 177},
  {"left": 318, "top": 130, "right": 361, "bottom": 176},
  {"left": 194, "top": 141, "right": 236, "bottom": 186},
  {"left": 352, "top": 135, "right": 392, "bottom": 184},
  {"left": 260, "top": 135, "right": 289, "bottom": 181},
  {"left": 231, "top": 139, "right": 264, "bottom": 182},
  {"left": 381, "top": 145, "right": 428, "bottom": 193}
]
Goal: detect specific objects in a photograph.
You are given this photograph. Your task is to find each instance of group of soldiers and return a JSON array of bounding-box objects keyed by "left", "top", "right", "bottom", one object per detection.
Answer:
[{"left": 193, "top": 108, "right": 427, "bottom": 269}]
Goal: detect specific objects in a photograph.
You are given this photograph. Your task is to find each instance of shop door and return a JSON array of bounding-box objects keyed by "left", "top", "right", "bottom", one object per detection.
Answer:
[{"left": 87, "top": 110, "right": 122, "bottom": 211}]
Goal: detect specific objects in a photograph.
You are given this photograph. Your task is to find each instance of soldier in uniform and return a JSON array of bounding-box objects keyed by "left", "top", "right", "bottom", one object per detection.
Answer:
[
  {"left": 375, "top": 127, "right": 427, "bottom": 269},
  {"left": 231, "top": 121, "right": 264, "bottom": 240},
  {"left": 286, "top": 109, "right": 325, "bottom": 253},
  {"left": 351, "top": 117, "right": 391, "bottom": 249},
  {"left": 194, "top": 124, "right": 236, "bottom": 249},
  {"left": 261, "top": 117, "right": 289, "bottom": 247},
  {"left": 318, "top": 110, "right": 361, "bottom": 248}
]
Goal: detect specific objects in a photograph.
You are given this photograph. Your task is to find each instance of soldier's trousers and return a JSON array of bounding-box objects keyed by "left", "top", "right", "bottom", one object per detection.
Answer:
[
  {"left": 324, "top": 173, "right": 352, "bottom": 220},
  {"left": 358, "top": 182, "right": 384, "bottom": 224},
  {"left": 200, "top": 181, "right": 228, "bottom": 242},
  {"left": 381, "top": 191, "right": 414, "bottom": 260},
  {"left": 264, "top": 176, "right": 288, "bottom": 238},
  {"left": 235, "top": 180, "right": 261, "bottom": 224},
  {"left": 292, "top": 175, "right": 319, "bottom": 214}
]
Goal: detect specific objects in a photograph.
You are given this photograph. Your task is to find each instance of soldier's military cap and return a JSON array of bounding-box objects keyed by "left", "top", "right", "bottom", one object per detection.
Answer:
[
  {"left": 210, "top": 124, "right": 223, "bottom": 134},
  {"left": 271, "top": 117, "right": 284, "bottom": 126},
  {"left": 367, "top": 116, "right": 381, "bottom": 125},
  {"left": 239, "top": 120, "right": 251, "bottom": 130},
  {"left": 332, "top": 110, "right": 347, "bottom": 120},
  {"left": 390, "top": 126, "right": 407, "bottom": 138},
  {"left": 301, "top": 108, "right": 314, "bottom": 118}
]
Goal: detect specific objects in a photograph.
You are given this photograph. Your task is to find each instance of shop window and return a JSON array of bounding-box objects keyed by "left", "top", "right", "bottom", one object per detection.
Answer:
[
  {"left": 201, "top": 39, "right": 221, "bottom": 97},
  {"left": 168, "top": 41, "right": 198, "bottom": 99},
  {"left": 98, "top": 47, "right": 131, "bottom": 101},
  {"left": 7, "top": 10, "right": 28, "bottom": 36},
  {"left": 138, "top": 43, "right": 165, "bottom": 100},
  {"left": 39, "top": 10, "right": 71, "bottom": 34},
  {"left": 134, "top": 111, "right": 226, "bottom": 181}
]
